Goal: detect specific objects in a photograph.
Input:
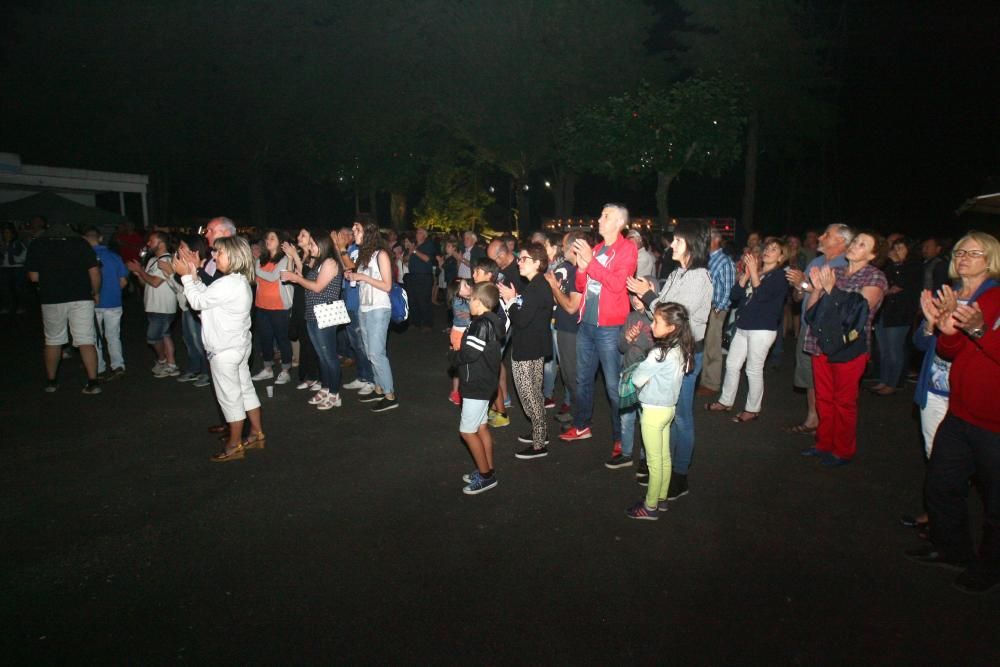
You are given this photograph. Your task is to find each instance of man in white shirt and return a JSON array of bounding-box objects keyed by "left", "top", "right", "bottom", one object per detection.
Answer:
[{"left": 126, "top": 231, "right": 179, "bottom": 377}]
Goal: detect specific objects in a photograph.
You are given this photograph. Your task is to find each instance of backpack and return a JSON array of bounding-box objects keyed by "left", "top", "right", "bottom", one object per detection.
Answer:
[
  {"left": 618, "top": 361, "right": 642, "bottom": 409},
  {"left": 389, "top": 283, "right": 409, "bottom": 323}
]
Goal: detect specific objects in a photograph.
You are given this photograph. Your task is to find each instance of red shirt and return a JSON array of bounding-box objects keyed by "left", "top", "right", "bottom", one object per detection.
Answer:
[{"left": 936, "top": 286, "right": 1000, "bottom": 433}]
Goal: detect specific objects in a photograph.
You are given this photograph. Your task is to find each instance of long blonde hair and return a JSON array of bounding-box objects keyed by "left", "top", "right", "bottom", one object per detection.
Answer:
[{"left": 215, "top": 236, "right": 256, "bottom": 283}]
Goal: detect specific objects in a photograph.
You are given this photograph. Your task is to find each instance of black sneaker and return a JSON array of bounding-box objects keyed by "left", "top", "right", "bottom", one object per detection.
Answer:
[
  {"left": 953, "top": 568, "right": 1000, "bottom": 595},
  {"left": 370, "top": 395, "right": 398, "bottom": 412},
  {"left": 81, "top": 381, "right": 102, "bottom": 395},
  {"left": 517, "top": 433, "right": 550, "bottom": 445},
  {"left": 605, "top": 454, "right": 633, "bottom": 469},
  {"left": 515, "top": 446, "right": 548, "bottom": 460},
  {"left": 358, "top": 392, "right": 385, "bottom": 403},
  {"left": 666, "top": 473, "right": 689, "bottom": 500},
  {"left": 904, "top": 546, "right": 970, "bottom": 572}
]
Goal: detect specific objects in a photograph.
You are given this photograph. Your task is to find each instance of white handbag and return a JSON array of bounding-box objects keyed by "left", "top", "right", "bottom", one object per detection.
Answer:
[{"left": 314, "top": 300, "right": 350, "bottom": 329}]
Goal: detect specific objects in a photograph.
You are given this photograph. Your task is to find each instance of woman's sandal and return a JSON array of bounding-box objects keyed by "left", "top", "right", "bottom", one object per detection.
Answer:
[
  {"left": 784, "top": 423, "right": 817, "bottom": 435},
  {"left": 733, "top": 411, "right": 759, "bottom": 423},
  {"left": 705, "top": 402, "right": 732, "bottom": 412},
  {"left": 242, "top": 432, "right": 266, "bottom": 450},
  {"left": 211, "top": 444, "right": 245, "bottom": 462}
]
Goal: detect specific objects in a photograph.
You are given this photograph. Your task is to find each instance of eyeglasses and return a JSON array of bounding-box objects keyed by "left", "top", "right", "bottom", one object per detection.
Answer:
[
  {"left": 953, "top": 249, "right": 986, "bottom": 258},
  {"left": 517, "top": 256, "right": 532, "bottom": 263}
]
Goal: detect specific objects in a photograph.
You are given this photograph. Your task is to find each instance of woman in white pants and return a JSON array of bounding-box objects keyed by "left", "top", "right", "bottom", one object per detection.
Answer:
[
  {"left": 175, "top": 236, "right": 264, "bottom": 462},
  {"left": 707, "top": 239, "right": 788, "bottom": 423}
]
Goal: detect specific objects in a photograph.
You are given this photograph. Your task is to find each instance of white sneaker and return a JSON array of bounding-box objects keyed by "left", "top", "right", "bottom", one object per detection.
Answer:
[
  {"left": 296, "top": 380, "right": 312, "bottom": 390},
  {"left": 152, "top": 359, "right": 167, "bottom": 374},
  {"left": 343, "top": 378, "right": 367, "bottom": 390},
  {"left": 252, "top": 367, "right": 274, "bottom": 382},
  {"left": 309, "top": 380, "right": 323, "bottom": 391},
  {"left": 193, "top": 374, "right": 211, "bottom": 387},
  {"left": 308, "top": 389, "right": 329, "bottom": 405},
  {"left": 274, "top": 370, "right": 291, "bottom": 385},
  {"left": 317, "top": 393, "right": 342, "bottom": 410},
  {"left": 357, "top": 382, "right": 376, "bottom": 396}
]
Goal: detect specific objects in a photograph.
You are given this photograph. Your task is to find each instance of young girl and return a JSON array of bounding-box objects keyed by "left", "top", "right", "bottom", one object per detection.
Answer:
[
  {"left": 625, "top": 302, "right": 694, "bottom": 520},
  {"left": 448, "top": 278, "right": 473, "bottom": 405},
  {"left": 174, "top": 236, "right": 264, "bottom": 462}
]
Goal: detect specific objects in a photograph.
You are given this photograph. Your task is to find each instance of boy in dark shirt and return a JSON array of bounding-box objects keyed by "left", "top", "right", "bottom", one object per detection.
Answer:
[{"left": 450, "top": 282, "right": 503, "bottom": 495}]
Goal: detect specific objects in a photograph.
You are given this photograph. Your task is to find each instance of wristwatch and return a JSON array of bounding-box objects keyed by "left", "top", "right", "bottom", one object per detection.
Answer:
[{"left": 968, "top": 327, "right": 985, "bottom": 340}]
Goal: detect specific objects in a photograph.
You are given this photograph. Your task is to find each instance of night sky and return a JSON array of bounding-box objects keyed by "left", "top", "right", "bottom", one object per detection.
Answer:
[{"left": 2, "top": 0, "right": 998, "bottom": 236}]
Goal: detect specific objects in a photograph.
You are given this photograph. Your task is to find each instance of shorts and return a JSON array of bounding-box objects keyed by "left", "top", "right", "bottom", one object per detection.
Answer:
[
  {"left": 450, "top": 326, "right": 467, "bottom": 351},
  {"left": 793, "top": 330, "right": 814, "bottom": 389},
  {"left": 42, "top": 300, "right": 96, "bottom": 346},
  {"left": 459, "top": 398, "right": 490, "bottom": 434},
  {"left": 146, "top": 312, "right": 176, "bottom": 343}
]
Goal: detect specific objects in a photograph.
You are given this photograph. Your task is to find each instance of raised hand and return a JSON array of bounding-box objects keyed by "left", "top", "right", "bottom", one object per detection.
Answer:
[
  {"left": 626, "top": 275, "right": 654, "bottom": 296},
  {"left": 919, "top": 289, "right": 939, "bottom": 329},
  {"left": 953, "top": 302, "right": 985, "bottom": 333},
  {"left": 497, "top": 281, "right": 517, "bottom": 303},
  {"left": 817, "top": 265, "right": 836, "bottom": 293},
  {"left": 171, "top": 254, "right": 194, "bottom": 277}
]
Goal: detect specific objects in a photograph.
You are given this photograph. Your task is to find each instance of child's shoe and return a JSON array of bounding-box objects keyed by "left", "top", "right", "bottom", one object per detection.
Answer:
[
  {"left": 625, "top": 501, "right": 659, "bottom": 521},
  {"left": 462, "top": 471, "right": 498, "bottom": 495},
  {"left": 448, "top": 390, "right": 461, "bottom": 405}
]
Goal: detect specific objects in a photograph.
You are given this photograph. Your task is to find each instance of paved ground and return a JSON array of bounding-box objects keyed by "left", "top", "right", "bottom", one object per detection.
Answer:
[{"left": 2, "top": 301, "right": 998, "bottom": 664}]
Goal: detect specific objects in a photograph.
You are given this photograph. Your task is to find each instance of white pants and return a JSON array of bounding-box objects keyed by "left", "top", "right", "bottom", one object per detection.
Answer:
[
  {"left": 920, "top": 392, "right": 949, "bottom": 459},
  {"left": 95, "top": 307, "right": 125, "bottom": 373},
  {"left": 209, "top": 346, "right": 260, "bottom": 423},
  {"left": 719, "top": 328, "right": 777, "bottom": 413}
]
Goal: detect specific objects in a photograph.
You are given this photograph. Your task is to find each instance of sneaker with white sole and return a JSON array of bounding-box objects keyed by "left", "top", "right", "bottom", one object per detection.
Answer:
[
  {"left": 308, "top": 389, "right": 330, "bottom": 405},
  {"left": 296, "top": 380, "right": 313, "bottom": 390},
  {"left": 252, "top": 367, "right": 274, "bottom": 382},
  {"left": 370, "top": 395, "right": 399, "bottom": 412},
  {"left": 463, "top": 471, "right": 498, "bottom": 495},
  {"left": 625, "top": 501, "right": 658, "bottom": 520},
  {"left": 177, "top": 372, "right": 199, "bottom": 383},
  {"left": 558, "top": 426, "right": 592, "bottom": 442},
  {"left": 274, "top": 370, "right": 291, "bottom": 385},
  {"left": 81, "top": 381, "right": 102, "bottom": 395},
  {"left": 317, "top": 393, "right": 342, "bottom": 410},
  {"left": 359, "top": 390, "right": 385, "bottom": 403},
  {"left": 517, "top": 433, "right": 550, "bottom": 445},
  {"left": 342, "top": 378, "right": 367, "bottom": 390},
  {"left": 357, "top": 382, "right": 377, "bottom": 396},
  {"left": 515, "top": 446, "right": 548, "bottom": 460},
  {"left": 193, "top": 374, "right": 211, "bottom": 387},
  {"left": 155, "top": 363, "right": 180, "bottom": 378}
]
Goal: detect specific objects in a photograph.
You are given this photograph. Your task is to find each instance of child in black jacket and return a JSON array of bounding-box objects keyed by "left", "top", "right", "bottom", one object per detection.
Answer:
[{"left": 449, "top": 282, "right": 503, "bottom": 495}]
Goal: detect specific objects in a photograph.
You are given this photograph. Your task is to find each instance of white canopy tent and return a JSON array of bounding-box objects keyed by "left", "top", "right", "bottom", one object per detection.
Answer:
[{"left": 0, "top": 153, "right": 149, "bottom": 227}]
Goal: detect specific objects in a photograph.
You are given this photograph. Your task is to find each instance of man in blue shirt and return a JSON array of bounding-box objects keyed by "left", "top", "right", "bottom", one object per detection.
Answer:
[
  {"left": 698, "top": 229, "right": 736, "bottom": 395},
  {"left": 784, "top": 223, "right": 852, "bottom": 433},
  {"left": 85, "top": 227, "right": 129, "bottom": 378},
  {"left": 405, "top": 227, "right": 439, "bottom": 331}
]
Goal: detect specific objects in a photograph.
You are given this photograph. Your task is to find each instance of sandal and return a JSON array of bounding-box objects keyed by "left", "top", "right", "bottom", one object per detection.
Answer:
[
  {"left": 705, "top": 402, "right": 732, "bottom": 412},
  {"left": 211, "top": 444, "right": 245, "bottom": 462},
  {"left": 784, "top": 423, "right": 817, "bottom": 435},
  {"left": 733, "top": 411, "right": 759, "bottom": 423},
  {"left": 242, "top": 432, "right": 266, "bottom": 450}
]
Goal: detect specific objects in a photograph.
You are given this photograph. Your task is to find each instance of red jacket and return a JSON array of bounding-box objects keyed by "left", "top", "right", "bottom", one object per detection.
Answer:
[
  {"left": 574, "top": 234, "right": 638, "bottom": 327},
  {"left": 936, "top": 286, "right": 1000, "bottom": 433}
]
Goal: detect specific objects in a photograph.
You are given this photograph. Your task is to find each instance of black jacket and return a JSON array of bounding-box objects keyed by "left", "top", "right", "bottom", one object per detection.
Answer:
[
  {"left": 449, "top": 311, "right": 503, "bottom": 400},
  {"left": 803, "top": 288, "right": 870, "bottom": 363},
  {"left": 507, "top": 273, "right": 554, "bottom": 361}
]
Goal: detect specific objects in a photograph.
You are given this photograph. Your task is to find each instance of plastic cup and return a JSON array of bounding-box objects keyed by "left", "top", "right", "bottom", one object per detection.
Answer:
[{"left": 266, "top": 385, "right": 274, "bottom": 398}]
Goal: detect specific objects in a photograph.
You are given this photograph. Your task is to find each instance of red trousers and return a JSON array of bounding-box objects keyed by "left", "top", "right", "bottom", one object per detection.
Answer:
[{"left": 811, "top": 353, "right": 868, "bottom": 460}]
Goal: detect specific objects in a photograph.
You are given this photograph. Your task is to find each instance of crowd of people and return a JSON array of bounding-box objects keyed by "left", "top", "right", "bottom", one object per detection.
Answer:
[{"left": 12, "top": 207, "right": 1000, "bottom": 594}]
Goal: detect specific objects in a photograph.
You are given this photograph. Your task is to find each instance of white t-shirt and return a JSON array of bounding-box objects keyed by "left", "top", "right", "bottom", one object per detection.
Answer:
[
  {"left": 359, "top": 250, "right": 391, "bottom": 312},
  {"left": 143, "top": 254, "right": 179, "bottom": 314}
]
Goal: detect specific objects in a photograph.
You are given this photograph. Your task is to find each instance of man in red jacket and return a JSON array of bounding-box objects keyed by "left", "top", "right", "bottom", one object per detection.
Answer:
[
  {"left": 907, "top": 285, "right": 1000, "bottom": 594},
  {"left": 559, "top": 204, "right": 638, "bottom": 448}
]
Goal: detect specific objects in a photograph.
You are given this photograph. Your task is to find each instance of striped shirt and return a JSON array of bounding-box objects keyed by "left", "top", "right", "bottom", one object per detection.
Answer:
[{"left": 708, "top": 248, "right": 736, "bottom": 311}]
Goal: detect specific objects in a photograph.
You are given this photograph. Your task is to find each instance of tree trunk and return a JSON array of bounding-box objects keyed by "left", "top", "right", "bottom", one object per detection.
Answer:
[
  {"left": 741, "top": 109, "right": 759, "bottom": 233},
  {"left": 389, "top": 191, "right": 407, "bottom": 230},
  {"left": 655, "top": 171, "right": 674, "bottom": 227},
  {"left": 368, "top": 183, "right": 378, "bottom": 223},
  {"left": 515, "top": 182, "right": 530, "bottom": 237},
  {"left": 553, "top": 167, "right": 577, "bottom": 218}
]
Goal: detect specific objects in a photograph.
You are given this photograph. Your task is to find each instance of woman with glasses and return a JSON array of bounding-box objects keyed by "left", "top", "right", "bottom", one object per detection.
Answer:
[{"left": 498, "top": 243, "right": 554, "bottom": 460}]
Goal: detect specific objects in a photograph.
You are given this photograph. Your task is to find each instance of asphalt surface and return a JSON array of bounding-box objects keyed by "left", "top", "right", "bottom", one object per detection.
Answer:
[{"left": 2, "top": 300, "right": 998, "bottom": 664}]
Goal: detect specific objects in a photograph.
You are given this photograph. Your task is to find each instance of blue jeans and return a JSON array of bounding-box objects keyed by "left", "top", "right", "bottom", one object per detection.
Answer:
[
  {"left": 620, "top": 404, "right": 643, "bottom": 458},
  {"left": 670, "top": 350, "right": 703, "bottom": 475},
  {"left": 346, "top": 310, "right": 374, "bottom": 383},
  {"left": 876, "top": 322, "right": 909, "bottom": 387},
  {"left": 181, "top": 310, "right": 208, "bottom": 375},
  {"left": 359, "top": 307, "right": 394, "bottom": 394},
  {"left": 306, "top": 319, "right": 342, "bottom": 393},
  {"left": 574, "top": 321, "right": 623, "bottom": 440}
]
